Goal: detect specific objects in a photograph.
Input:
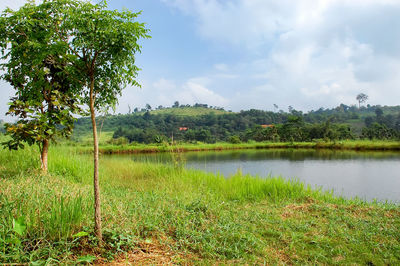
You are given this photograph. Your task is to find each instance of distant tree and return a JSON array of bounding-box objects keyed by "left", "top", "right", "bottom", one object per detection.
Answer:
[
  {"left": 395, "top": 112, "right": 400, "bottom": 131},
  {"left": 143, "top": 110, "right": 151, "bottom": 120},
  {"left": 134, "top": 107, "right": 139, "bottom": 113},
  {"left": 273, "top": 104, "right": 279, "bottom": 112},
  {"left": 362, "top": 122, "right": 396, "bottom": 140},
  {"left": 288, "top": 105, "right": 294, "bottom": 113},
  {"left": 173, "top": 101, "right": 179, "bottom": 108},
  {"left": 365, "top": 117, "right": 374, "bottom": 127},
  {"left": 145, "top": 103, "right": 152, "bottom": 111},
  {"left": 339, "top": 103, "right": 349, "bottom": 112},
  {"left": 375, "top": 108, "right": 383, "bottom": 118},
  {"left": 0, "top": 120, "right": 5, "bottom": 134},
  {"left": 356, "top": 93, "right": 368, "bottom": 108},
  {"left": 128, "top": 105, "right": 132, "bottom": 114}
]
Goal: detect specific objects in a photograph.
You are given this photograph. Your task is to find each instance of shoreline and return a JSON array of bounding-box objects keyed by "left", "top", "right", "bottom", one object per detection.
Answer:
[{"left": 90, "top": 140, "right": 400, "bottom": 154}]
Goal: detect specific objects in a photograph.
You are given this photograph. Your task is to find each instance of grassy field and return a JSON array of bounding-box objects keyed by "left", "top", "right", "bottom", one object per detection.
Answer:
[{"left": 0, "top": 143, "right": 399, "bottom": 264}]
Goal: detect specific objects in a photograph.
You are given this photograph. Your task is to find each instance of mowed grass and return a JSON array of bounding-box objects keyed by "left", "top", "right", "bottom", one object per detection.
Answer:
[{"left": 0, "top": 144, "right": 399, "bottom": 264}]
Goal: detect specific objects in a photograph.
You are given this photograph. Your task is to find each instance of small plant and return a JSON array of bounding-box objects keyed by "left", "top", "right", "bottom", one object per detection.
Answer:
[{"left": 169, "top": 143, "right": 186, "bottom": 169}]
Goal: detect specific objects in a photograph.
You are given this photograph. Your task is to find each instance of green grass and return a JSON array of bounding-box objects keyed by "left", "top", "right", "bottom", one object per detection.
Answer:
[
  {"left": 69, "top": 131, "right": 115, "bottom": 146},
  {"left": 0, "top": 144, "right": 399, "bottom": 264}
]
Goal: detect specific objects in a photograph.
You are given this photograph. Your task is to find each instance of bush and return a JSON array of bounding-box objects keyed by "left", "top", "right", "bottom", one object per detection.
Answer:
[{"left": 228, "top": 135, "right": 241, "bottom": 144}]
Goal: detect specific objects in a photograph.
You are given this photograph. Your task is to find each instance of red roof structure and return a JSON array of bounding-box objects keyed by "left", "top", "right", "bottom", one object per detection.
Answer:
[{"left": 261, "top": 124, "right": 274, "bottom": 128}]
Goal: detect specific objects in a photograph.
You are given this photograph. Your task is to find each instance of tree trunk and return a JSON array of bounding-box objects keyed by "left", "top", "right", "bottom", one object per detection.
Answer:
[
  {"left": 90, "top": 78, "right": 102, "bottom": 243},
  {"left": 41, "top": 139, "right": 49, "bottom": 173}
]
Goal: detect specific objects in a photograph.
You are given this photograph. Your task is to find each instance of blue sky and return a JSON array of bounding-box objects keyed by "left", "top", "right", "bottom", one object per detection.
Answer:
[{"left": 1, "top": 0, "right": 400, "bottom": 120}]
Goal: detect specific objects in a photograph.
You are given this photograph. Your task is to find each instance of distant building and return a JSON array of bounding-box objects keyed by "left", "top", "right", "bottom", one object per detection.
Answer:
[
  {"left": 261, "top": 124, "right": 274, "bottom": 128},
  {"left": 179, "top": 127, "right": 189, "bottom": 131}
]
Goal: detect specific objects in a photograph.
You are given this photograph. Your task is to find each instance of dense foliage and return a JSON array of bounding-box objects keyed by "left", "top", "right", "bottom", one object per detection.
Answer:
[
  {"left": 0, "top": 2, "right": 82, "bottom": 172},
  {"left": 72, "top": 104, "right": 400, "bottom": 144}
]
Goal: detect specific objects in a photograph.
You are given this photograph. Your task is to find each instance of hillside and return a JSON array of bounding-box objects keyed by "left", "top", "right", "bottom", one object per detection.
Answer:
[
  {"left": 149, "top": 107, "right": 229, "bottom": 116},
  {"left": 71, "top": 104, "right": 400, "bottom": 144}
]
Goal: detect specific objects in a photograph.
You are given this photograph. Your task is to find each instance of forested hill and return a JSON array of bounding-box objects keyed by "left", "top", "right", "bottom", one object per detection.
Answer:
[{"left": 73, "top": 104, "right": 400, "bottom": 143}]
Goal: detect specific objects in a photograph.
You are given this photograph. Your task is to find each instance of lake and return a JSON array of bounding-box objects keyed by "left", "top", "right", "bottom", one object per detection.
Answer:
[{"left": 119, "top": 149, "right": 400, "bottom": 203}]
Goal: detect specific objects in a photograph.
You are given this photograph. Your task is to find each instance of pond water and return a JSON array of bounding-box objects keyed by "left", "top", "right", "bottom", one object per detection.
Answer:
[{"left": 119, "top": 149, "right": 400, "bottom": 203}]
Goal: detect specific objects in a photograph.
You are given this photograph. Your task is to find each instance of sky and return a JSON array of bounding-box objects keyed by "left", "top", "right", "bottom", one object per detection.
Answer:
[{"left": 1, "top": 0, "right": 400, "bottom": 121}]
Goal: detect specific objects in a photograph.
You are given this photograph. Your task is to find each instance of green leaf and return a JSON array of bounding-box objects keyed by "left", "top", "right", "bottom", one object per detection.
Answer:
[
  {"left": 6, "top": 236, "right": 21, "bottom": 245},
  {"left": 76, "top": 255, "right": 97, "bottom": 264},
  {"left": 73, "top": 231, "right": 89, "bottom": 238},
  {"left": 13, "top": 217, "right": 27, "bottom": 236},
  {"left": 30, "top": 260, "right": 46, "bottom": 266}
]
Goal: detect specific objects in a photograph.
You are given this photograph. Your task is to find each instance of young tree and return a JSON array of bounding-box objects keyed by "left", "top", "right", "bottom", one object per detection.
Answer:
[
  {"left": 375, "top": 107, "right": 383, "bottom": 119},
  {"left": 356, "top": 93, "right": 368, "bottom": 108},
  {"left": 51, "top": 0, "right": 150, "bottom": 242},
  {"left": 0, "top": 2, "right": 81, "bottom": 172}
]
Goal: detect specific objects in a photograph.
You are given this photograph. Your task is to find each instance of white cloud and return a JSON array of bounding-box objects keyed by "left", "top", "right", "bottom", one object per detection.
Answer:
[
  {"left": 0, "top": 0, "right": 30, "bottom": 11},
  {"left": 163, "top": 0, "right": 400, "bottom": 110},
  {"left": 114, "top": 77, "right": 228, "bottom": 114},
  {"left": 152, "top": 78, "right": 177, "bottom": 91},
  {"left": 178, "top": 80, "right": 228, "bottom": 106}
]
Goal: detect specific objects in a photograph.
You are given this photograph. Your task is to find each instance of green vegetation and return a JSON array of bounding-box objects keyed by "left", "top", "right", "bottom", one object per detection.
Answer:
[
  {"left": 0, "top": 2, "right": 82, "bottom": 172},
  {"left": 1, "top": 0, "right": 399, "bottom": 264},
  {"left": 1, "top": 143, "right": 399, "bottom": 264},
  {"left": 73, "top": 104, "right": 400, "bottom": 144}
]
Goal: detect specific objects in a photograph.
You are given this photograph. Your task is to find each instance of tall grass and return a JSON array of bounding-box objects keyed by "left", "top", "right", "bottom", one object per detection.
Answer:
[{"left": 0, "top": 173, "right": 91, "bottom": 262}]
